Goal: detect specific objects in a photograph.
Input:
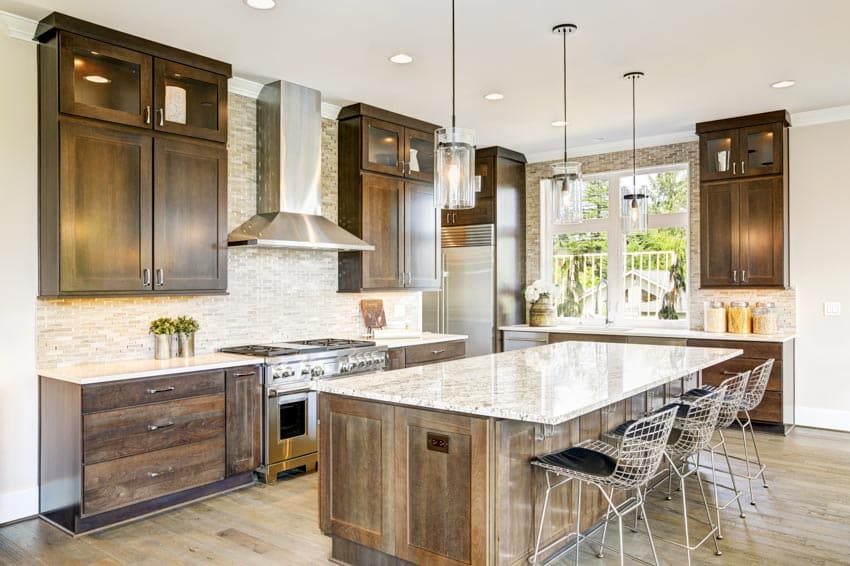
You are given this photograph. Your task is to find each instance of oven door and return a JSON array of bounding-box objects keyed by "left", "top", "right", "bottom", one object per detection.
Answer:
[{"left": 267, "top": 390, "right": 317, "bottom": 465}]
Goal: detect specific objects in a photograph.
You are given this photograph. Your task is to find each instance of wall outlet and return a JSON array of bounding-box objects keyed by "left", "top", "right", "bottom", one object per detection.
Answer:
[{"left": 824, "top": 302, "right": 841, "bottom": 316}]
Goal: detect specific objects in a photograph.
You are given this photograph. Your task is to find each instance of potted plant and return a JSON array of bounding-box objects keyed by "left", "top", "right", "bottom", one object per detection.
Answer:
[
  {"left": 149, "top": 317, "right": 176, "bottom": 360},
  {"left": 174, "top": 316, "right": 200, "bottom": 358},
  {"left": 525, "top": 280, "right": 559, "bottom": 327}
]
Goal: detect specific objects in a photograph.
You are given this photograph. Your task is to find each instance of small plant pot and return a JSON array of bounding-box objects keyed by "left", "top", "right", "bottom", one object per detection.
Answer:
[
  {"left": 529, "top": 296, "right": 557, "bottom": 327},
  {"left": 177, "top": 332, "right": 195, "bottom": 358},
  {"left": 154, "top": 334, "right": 173, "bottom": 360}
]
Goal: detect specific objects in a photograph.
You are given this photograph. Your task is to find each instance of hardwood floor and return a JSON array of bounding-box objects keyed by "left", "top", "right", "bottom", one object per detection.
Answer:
[{"left": 1, "top": 426, "right": 849, "bottom": 565}]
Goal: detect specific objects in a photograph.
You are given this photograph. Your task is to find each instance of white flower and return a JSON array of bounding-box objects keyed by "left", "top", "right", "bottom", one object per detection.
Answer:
[{"left": 525, "top": 280, "right": 559, "bottom": 303}]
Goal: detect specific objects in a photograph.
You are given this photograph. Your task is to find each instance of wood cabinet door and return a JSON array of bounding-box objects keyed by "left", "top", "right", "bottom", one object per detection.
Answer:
[
  {"left": 700, "top": 181, "right": 739, "bottom": 287},
  {"left": 394, "top": 407, "right": 488, "bottom": 566},
  {"left": 475, "top": 156, "right": 495, "bottom": 199},
  {"left": 153, "top": 138, "right": 227, "bottom": 292},
  {"left": 699, "top": 128, "right": 740, "bottom": 181},
  {"left": 361, "top": 173, "right": 405, "bottom": 289},
  {"left": 738, "top": 176, "right": 784, "bottom": 286},
  {"left": 404, "top": 181, "right": 441, "bottom": 289},
  {"left": 225, "top": 367, "right": 263, "bottom": 476},
  {"left": 59, "top": 33, "right": 153, "bottom": 128},
  {"left": 361, "top": 117, "right": 405, "bottom": 177},
  {"left": 154, "top": 59, "right": 228, "bottom": 143},
  {"left": 58, "top": 121, "right": 153, "bottom": 293},
  {"left": 404, "top": 128, "right": 435, "bottom": 182},
  {"left": 739, "top": 123, "right": 783, "bottom": 177}
]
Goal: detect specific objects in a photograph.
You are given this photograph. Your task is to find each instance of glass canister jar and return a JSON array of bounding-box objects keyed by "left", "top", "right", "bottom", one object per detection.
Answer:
[
  {"left": 752, "top": 302, "right": 779, "bottom": 335},
  {"left": 727, "top": 301, "right": 752, "bottom": 334},
  {"left": 704, "top": 301, "right": 727, "bottom": 333}
]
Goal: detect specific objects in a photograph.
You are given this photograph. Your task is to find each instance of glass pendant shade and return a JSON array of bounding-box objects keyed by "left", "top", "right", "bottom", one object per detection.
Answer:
[
  {"left": 434, "top": 127, "right": 476, "bottom": 209},
  {"left": 545, "top": 161, "right": 583, "bottom": 224},
  {"left": 623, "top": 190, "right": 648, "bottom": 233}
]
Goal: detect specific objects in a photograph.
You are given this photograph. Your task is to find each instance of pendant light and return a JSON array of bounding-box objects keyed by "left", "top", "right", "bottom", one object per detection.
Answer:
[
  {"left": 544, "top": 24, "right": 583, "bottom": 224},
  {"left": 623, "top": 71, "right": 648, "bottom": 234},
  {"left": 434, "top": 0, "right": 475, "bottom": 210}
]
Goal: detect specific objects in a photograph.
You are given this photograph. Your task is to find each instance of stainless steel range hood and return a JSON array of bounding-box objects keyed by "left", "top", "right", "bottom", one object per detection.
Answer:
[{"left": 228, "top": 81, "right": 374, "bottom": 251}]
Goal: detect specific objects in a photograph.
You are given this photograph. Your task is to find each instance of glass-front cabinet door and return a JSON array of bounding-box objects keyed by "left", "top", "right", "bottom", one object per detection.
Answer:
[
  {"left": 404, "top": 128, "right": 435, "bottom": 182},
  {"left": 361, "top": 117, "right": 405, "bottom": 176},
  {"left": 154, "top": 59, "right": 228, "bottom": 142},
  {"left": 59, "top": 33, "right": 153, "bottom": 128},
  {"left": 739, "top": 123, "right": 783, "bottom": 177},
  {"left": 699, "top": 128, "right": 739, "bottom": 181}
]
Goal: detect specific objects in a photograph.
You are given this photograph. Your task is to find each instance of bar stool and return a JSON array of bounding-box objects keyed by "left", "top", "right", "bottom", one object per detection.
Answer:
[
  {"left": 531, "top": 406, "right": 678, "bottom": 566},
  {"left": 734, "top": 359, "right": 774, "bottom": 505},
  {"left": 681, "top": 371, "right": 750, "bottom": 540}
]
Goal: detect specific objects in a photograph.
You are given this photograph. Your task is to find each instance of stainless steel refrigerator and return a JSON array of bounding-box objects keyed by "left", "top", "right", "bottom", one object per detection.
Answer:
[{"left": 423, "top": 225, "right": 496, "bottom": 357}]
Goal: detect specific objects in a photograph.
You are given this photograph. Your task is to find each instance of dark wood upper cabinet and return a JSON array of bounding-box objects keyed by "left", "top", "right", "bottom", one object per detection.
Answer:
[
  {"left": 57, "top": 121, "right": 153, "bottom": 293},
  {"left": 700, "top": 181, "right": 739, "bottom": 287},
  {"left": 154, "top": 59, "right": 228, "bottom": 143},
  {"left": 697, "top": 110, "right": 788, "bottom": 181},
  {"left": 153, "top": 138, "right": 228, "bottom": 292},
  {"left": 738, "top": 176, "right": 784, "bottom": 286},
  {"left": 338, "top": 104, "right": 442, "bottom": 291},
  {"left": 37, "top": 13, "right": 231, "bottom": 296}
]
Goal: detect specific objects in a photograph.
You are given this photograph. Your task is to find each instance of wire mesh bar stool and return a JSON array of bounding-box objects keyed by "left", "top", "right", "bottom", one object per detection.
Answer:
[
  {"left": 681, "top": 370, "right": 750, "bottom": 540},
  {"left": 733, "top": 359, "right": 774, "bottom": 504},
  {"left": 530, "top": 407, "right": 678, "bottom": 566}
]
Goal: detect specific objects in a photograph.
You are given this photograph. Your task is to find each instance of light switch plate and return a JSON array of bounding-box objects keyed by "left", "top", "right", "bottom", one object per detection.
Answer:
[{"left": 824, "top": 302, "right": 841, "bottom": 316}]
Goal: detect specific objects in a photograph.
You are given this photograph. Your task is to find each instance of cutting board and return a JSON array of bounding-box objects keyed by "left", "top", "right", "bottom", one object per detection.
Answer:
[{"left": 360, "top": 299, "right": 386, "bottom": 330}]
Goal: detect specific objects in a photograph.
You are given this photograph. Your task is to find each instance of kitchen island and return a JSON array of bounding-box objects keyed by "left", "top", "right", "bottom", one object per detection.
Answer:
[{"left": 316, "top": 341, "right": 740, "bottom": 565}]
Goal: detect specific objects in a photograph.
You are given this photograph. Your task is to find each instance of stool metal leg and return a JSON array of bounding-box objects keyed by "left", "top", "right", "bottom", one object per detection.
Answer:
[
  {"left": 739, "top": 415, "right": 755, "bottom": 505},
  {"left": 532, "top": 472, "right": 553, "bottom": 565},
  {"left": 718, "top": 430, "right": 746, "bottom": 519},
  {"left": 597, "top": 487, "right": 614, "bottom": 558},
  {"left": 574, "top": 480, "right": 582, "bottom": 566},
  {"left": 746, "top": 411, "right": 768, "bottom": 489},
  {"left": 709, "top": 443, "right": 723, "bottom": 540},
  {"left": 638, "top": 488, "right": 661, "bottom": 566}
]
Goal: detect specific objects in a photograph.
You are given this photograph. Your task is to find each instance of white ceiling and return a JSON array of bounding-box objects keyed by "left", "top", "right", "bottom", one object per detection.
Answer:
[{"left": 4, "top": 0, "right": 850, "bottom": 161}]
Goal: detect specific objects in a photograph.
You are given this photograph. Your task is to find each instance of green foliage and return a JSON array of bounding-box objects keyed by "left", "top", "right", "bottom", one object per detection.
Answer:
[
  {"left": 174, "top": 316, "right": 200, "bottom": 334},
  {"left": 583, "top": 179, "right": 609, "bottom": 219},
  {"left": 648, "top": 171, "right": 688, "bottom": 214},
  {"left": 659, "top": 255, "right": 687, "bottom": 320},
  {"left": 149, "top": 317, "right": 176, "bottom": 335}
]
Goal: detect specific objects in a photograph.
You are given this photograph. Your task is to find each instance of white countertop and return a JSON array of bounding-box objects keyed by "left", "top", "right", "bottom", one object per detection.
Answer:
[
  {"left": 372, "top": 332, "right": 468, "bottom": 349},
  {"left": 39, "top": 353, "right": 264, "bottom": 385},
  {"left": 317, "top": 342, "right": 742, "bottom": 425},
  {"left": 500, "top": 324, "right": 795, "bottom": 343}
]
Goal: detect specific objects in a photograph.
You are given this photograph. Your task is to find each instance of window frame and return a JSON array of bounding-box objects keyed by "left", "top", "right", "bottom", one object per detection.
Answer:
[{"left": 540, "top": 162, "right": 690, "bottom": 327}]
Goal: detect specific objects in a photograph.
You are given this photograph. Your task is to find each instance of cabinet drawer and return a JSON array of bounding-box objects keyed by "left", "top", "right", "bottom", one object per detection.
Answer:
[
  {"left": 502, "top": 331, "right": 548, "bottom": 343},
  {"left": 747, "top": 391, "right": 782, "bottom": 424},
  {"left": 83, "top": 394, "right": 225, "bottom": 464},
  {"left": 548, "top": 333, "right": 628, "bottom": 344},
  {"left": 82, "top": 369, "right": 225, "bottom": 413},
  {"left": 687, "top": 339, "right": 781, "bottom": 360},
  {"left": 405, "top": 340, "right": 466, "bottom": 365},
  {"left": 702, "top": 358, "right": 782, "bottom": 392},
  {"left": 83, "top": 436, "right": 225, "bottom": 516}
]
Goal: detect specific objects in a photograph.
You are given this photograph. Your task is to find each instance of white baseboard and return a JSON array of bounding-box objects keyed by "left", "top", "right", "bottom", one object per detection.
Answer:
[
  {"left": 795, "top": 406, "right": 850, "bottom": 433},
  {"left": 0, "top": 485, "right": 38, "bottom": 525}
]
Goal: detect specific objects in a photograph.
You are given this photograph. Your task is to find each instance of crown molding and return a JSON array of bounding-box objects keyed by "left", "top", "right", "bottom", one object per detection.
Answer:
[
  {"left": 790, "top": 105, "right": 850, "bottom": 127},
  {"left": 228, "top": 76, "right": 341, "bottom": 119},
  {"left": 525, "top": 130, "right": 698, "bottom": 164},
  {"left": 0, "top": 11, "right": 37, "bottom": 42}
]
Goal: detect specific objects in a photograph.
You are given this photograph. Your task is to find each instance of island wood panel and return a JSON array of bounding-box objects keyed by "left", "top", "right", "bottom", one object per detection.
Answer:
[
  {"left": 394, "top": 407, "right": 489, "bottom": 566},
  {"left": 493, "top": 419, "right": 537, "bottom": 566},
  {"left": 577, "top": 411, "right": 603, "bottom": 533},
  {"left": 318, "top": 395, "right": 396, "bottom": 554}
]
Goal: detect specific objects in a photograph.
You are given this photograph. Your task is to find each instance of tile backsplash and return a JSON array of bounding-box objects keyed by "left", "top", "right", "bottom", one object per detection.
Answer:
[{"left": 36, "top": 94, "right": 421, "bottom": 368}]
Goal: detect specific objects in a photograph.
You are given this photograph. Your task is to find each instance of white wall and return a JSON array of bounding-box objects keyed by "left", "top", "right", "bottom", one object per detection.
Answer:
[
  {"left": 790, "top": 119, "right": 850, "bottom": 432},
  {"left": 0, "top": 26, "right": 39, "bottom": 522}
]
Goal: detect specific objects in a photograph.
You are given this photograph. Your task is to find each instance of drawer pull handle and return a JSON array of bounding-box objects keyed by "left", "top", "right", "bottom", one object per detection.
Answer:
[
  {"left": 431, "top": 349, "right": 446, "bottom": 355},
  {"left": 147, "top": 386, "right": 175, "bottom": 394},
  {"left": 147, "top": 422, "right": 175, "bottom": 432},
  {"left": 722, "top": 370, "right": 740, "bottom": 376},
  {"left": 233, "top": 372, "right": 256, "bottom": 378},
  {"left": 148, "top": 467, "right": 175, "bottom": 479}
]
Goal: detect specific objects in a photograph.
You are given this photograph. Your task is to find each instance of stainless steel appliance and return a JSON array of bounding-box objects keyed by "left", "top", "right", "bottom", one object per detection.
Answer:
[
  {"left": 219, "top": 339, "right": 386, "bottom": 482},
  {"left": 425, "top": 225, "right": 496, "bottom": 356}
]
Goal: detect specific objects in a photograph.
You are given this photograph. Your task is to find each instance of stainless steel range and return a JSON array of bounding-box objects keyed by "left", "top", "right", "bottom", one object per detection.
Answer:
[{"left": 220, "top": 339, "right": 387, "bottom": 483}]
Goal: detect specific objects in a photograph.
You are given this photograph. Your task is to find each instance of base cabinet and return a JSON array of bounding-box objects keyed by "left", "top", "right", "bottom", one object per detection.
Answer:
[
  {"left": 385, "top": 339, "right": 467, "bottom": 370},
  {"left": 40, "top": 364, "right": 260, "bottom": 534}
]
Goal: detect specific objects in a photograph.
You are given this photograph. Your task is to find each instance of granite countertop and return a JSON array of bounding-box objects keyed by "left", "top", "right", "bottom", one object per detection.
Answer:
[
  {"left": 500, "top": 324, "right": 796, "bottom": 343},
  {"left": 372, "top": 332, "right": 468, "bottom": 349},
  {"left": 316, "top": 342, "right": 742, "bottom": 425},
  {"left": 39, "top": 353, "right": 264, "bottom": 385}
]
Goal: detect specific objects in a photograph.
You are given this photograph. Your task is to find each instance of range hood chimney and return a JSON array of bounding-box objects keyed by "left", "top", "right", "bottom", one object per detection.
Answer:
[{"left": 227, "top": 81, "right": 374, "bottom": 251}]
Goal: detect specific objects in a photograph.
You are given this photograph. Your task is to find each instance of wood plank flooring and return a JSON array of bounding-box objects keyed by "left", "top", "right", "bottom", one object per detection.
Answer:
[{"left": 1, "top": 426, "right": 849, "bottom": 565}]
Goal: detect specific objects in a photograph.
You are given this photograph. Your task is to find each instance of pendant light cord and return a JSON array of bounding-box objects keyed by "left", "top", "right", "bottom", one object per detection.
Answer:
[
  {"left": 563, "top": 29, "right": 568, "bottom": 165},
  {"left": 451, "top": 0, "right": 456, "bottom": 128},
  {"left": 631, "top": 74, "right": 637, "bottom": 195}
]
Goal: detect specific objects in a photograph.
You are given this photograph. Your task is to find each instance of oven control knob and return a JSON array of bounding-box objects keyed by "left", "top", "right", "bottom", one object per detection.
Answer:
[
  {"left": 271, "top": 366, "right": 284, "bottom": 379},
  {"left": 340, "top": 363, "right": 349, "bottom": 373},
  {"left": 301, "top": 366, "right": 311, "bottom": 375},
  {"left": 281, "top": 366, "right": 295, "bottom": 378},
  {"left": 311, "top": 366, "right": 324, "bottom": 377}
]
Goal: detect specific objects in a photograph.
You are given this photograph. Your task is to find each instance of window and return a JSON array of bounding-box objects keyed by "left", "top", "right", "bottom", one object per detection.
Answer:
[{"left": 541, "top": 164, "right": 689, "bottom": 324}]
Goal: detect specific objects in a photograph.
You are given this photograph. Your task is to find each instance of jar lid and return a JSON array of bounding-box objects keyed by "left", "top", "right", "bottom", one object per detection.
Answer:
[
  {"left": 755, "top": 301, "right": 776, "bottom": 308},
  {"left": 706, "top": 301, "right": 724, "bottom": 308},
  {"left": 730, "top": 301, "right": 749, "bottom": 307}
]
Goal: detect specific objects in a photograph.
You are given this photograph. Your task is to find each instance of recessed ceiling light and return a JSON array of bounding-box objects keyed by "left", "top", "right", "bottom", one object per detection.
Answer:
[
  {"left": 389, "top": 53, "right": 414, "bottom": 64},
  {"left": 84, "top": 75, "right": 111, "bottom": 84},
  {"left": 771, "top": 80, "right": 795, "bottom": 89},
  {"left": 483, "top": 92, "right": 504, "bottom": 101},
  {"left": 551, "top": 120, "right": 569, "bottom": 127},
  {"left": 243, "top": 0, "right": 277, "bottom": 10}
]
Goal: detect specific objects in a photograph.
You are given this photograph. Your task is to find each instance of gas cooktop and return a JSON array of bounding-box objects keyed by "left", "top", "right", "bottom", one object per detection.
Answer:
[{"left": 219, "top": 338, "right": 376, "bottom": 358}]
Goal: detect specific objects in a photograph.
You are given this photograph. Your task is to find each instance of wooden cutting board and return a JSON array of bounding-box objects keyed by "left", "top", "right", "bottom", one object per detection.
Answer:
[{"left": 360, "top": 299, "right": 386, "bottom": 330}]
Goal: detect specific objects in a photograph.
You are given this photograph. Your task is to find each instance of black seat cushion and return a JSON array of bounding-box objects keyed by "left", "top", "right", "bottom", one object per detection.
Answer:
[
  {"left": 612, "top": 419, "right": 637, "bottom": 437},
  {"left": 657, "top": 402, "right": 691, "bottom": 419},
  {"left": 536, "top": 446, "right": 617, "bottom": 477},
  {"left": 682, "top": 387, "right": 713, "bottom": 398}
]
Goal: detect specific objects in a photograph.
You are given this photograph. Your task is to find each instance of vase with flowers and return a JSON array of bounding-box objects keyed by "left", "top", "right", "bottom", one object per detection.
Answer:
[
  {"left": 174, "top": 316, "right": 200, "bottom": 358},
  {"left": 525, "top": 280, "right": 559, "bottom": 327}
]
